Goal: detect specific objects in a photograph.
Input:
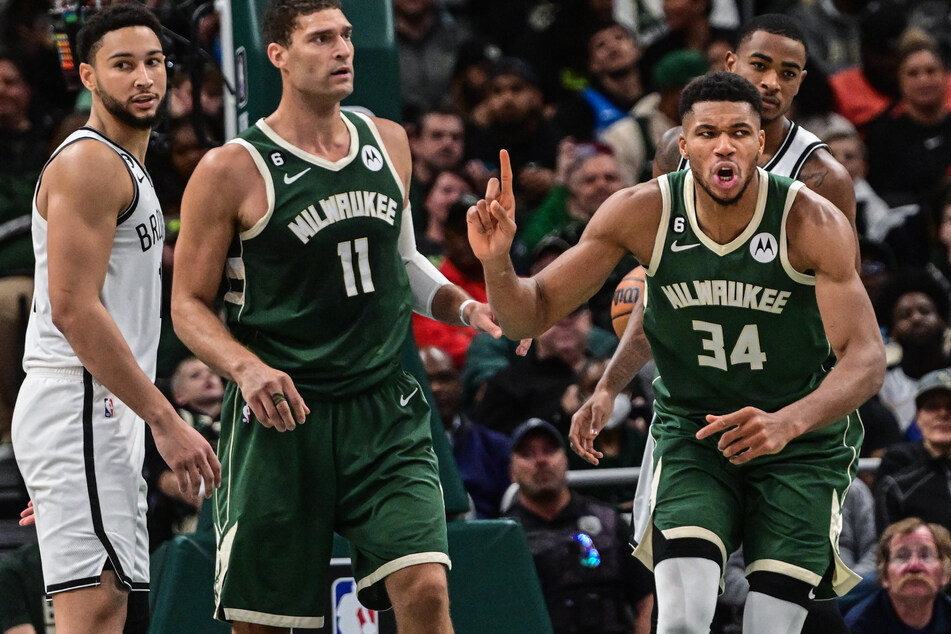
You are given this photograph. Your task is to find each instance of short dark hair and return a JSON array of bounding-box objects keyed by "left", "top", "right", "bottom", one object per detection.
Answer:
[
  {"left": 76, "top": 3, "right": 163, "bottom": 65},
  {"left": 678, "top": 71, "right": 762, "bottom": 122},
  {"left": 736, "top": 14, "right": 808, "bottom": 61},
  {"left": 263, "top": 0, "right": 343, "bottom": 48},
  {"left": 874, "top": 270, "right": 950, "bottom": 332}
]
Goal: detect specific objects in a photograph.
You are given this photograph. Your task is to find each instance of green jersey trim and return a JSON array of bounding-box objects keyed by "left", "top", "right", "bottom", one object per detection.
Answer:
[
  {"left": 778, "top": 181, "right": 814, "bottom": 286},
  {"left": 684, "top": 167, "right": 769, "bottom": 256},
  {"left": 229, "top": 137, "right": 276, "bottom": 241},
  {"left": 647, "top": 175, "right": 673, "bottom": 276},
  {"left": 256, "top": 116, "right": 359, "bottom": 170}
]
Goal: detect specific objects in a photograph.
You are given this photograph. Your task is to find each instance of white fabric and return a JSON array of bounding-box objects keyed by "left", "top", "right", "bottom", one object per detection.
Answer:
[
  {"left": 23, "top": 128, "right": 163, "bottom": 380},
  {"left": 655, "top": 557, "right": 720, "bottom": 633},
  {"left": 743, "top": 591, "right": 807, "bottom": 634},
  {"left": 12, "top": 369, "right": 149, "bottom": 593},
  {"left": 397, "top": 203, "right": 450, "bottom": 319}
]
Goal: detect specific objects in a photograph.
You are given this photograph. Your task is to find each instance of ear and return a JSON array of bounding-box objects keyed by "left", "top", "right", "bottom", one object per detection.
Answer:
[
  {"left": 79, "top": 62, "right": 97, "bottom": 93},
  {"left": 794, "top": 68, "right": 807, "bottom": 96},
  {"left": 678, "top": 132, "right": 688, "bottom": 159},
  {"left": 758, "top": 129, "right": 766, "bottom": 156},
  {"left": 267, "top": 42, "right": 286, "bottom": 70},
  {"left": 725, "top": 50, "right": 737, "bottom": 72}
]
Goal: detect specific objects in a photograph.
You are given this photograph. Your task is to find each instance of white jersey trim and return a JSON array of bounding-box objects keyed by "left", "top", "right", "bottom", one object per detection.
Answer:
[
  {"left": 230, "top": 138, "right": 276, "bottom": 241},
  {"left": 778, "top": 181, "right": 814, "bottom": 285},
  {"left": 255, "top": 116, "right": 360, "bottom": 170},
  {"left": 646, "top": 176, "right": 672, "bottom": 277},
  {"left": 684, "top": 168, "right": 769, "bottom": 256}
]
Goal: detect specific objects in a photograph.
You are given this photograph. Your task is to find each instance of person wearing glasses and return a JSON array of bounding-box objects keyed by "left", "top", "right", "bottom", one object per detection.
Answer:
[
  {"left": 844, "top": 517, "right": 951, "bottom": 633},
  {"left": 504, "top": 418, "right": 653, "bottom": 634}
]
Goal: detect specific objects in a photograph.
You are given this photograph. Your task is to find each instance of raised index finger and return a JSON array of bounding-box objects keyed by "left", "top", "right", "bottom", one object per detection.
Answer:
[{"left": 498, "top": 149, "right": 513, "bottom": 209}]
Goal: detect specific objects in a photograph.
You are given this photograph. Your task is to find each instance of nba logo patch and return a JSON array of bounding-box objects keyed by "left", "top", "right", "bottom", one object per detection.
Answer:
[
  {"left": 241, "top": 403, "right": 251, "bottom": 424},
  {"left": 104, "top": 398, "right": 114, "bottom": 418},
  {"left": 332, "top": 577, "right": 378, "bottom": 634}
]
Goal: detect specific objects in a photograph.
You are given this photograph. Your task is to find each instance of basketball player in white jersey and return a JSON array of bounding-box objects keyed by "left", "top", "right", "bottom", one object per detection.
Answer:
[
  {"left": 11, "top": 5, "right": 220, "bottom": 633},
  {"left": 570, "top": 14, "right": 860, "bottom": 547}
]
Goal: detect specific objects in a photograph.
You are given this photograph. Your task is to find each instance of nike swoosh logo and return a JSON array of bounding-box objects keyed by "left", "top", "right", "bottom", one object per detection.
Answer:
[
  {"left": 284, "top": 168, "right": 311, "bottom": 184},
  {"left": 807, "top": 588, "right": 816, "bottom": 600},
  {"left": 671, "top": 240, "right": 700, "bottom": 252},
  {"left": 137, "top": 173, "right": 146, "bottom": 182},
  {"left": 400, "top": 388, "right": 419, "bottom": 407}
]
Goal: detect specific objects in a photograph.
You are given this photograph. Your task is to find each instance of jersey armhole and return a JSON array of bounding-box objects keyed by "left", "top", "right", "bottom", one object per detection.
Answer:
[
  {"left": 646, "top": 176, "right": 671, "bottom": 276},
  {"left": 230, "top": 138, "right": 276, "bottom": 241},
  {"left": 779, "top": 181, "right": 814, "bottom": 285}
]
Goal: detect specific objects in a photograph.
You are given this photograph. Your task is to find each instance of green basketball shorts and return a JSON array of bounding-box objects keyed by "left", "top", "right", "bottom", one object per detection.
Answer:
[
  {"left": 212, "top": 369, "right": 450, "bottom": 628},
  {"left": 633, "top": 409, "right": 863, "bottom": 597}
]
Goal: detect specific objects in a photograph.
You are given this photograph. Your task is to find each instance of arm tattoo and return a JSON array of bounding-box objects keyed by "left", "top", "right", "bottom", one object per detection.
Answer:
[{"left": 799, "top": 168, "right": 828, "bottom": 188}]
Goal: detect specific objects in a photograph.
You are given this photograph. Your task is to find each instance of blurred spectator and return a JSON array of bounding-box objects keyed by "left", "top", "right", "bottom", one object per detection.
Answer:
[
  {"left": 464, "top": 57, "right": 563, "bottom": 207},
  {"left": 614, "top": 0, "right": 740, "bottom": 43},
  {"left": 600, "top": 47, "right": 708, "bottom": 185},
  {"left": 474, "top": 304, "right": 612, "bottom": 436},
  {"left": 859, "top": 239, "right": 897, "bottom": 308},
  {"left": 504, "top": 418, "right": 653, "bottom": 634},
  {"left": 148, "top": 116, "right": 216, "bottom": 217},
  {"left": 637, "top": 0, "right": 734, "bottom": 94},
  {"left": 413, "top": 194, "right": 487, "bottom": 367},
  {"left": 830, "top": 1, "right": 907, "bottom": 128},
  {"left": 865, "top": 32, "right": 951, "bottom": 210},
  {"left": 408, "top": 107, "right": 466, "bottom": 222},
  {"left": 926, "top": 180, "right": 951, "bottom": 296},
  {"left": 790, "top": 0, "right": 864, "bottom": 74},
  {"left": 144, "top": 357, "right": 222, "bottom": 551},
  {"left": 447, "top": 39, "right": 498, "bottom": 128},
  {"left": 874, "top": 369, "right": 951, "bottom": 535},
  {"left": 519, "top": 142, "right": 629, "bottom": 256},
  {"left": 789, "top": 63, "right": 855, "bottom": 141},
  {"left": 875, "top": 271, "right": 951, "bottom": 429},
  {"left": 394, "top": 0, "right": 473, "bottom": 113},
  {"left": 415, "top": 168, "right": 475, "bottom": 259},
  {"left": 552, "top": 21, "right": 645, "bottom": 142},
  {"left": 826, "top": 130, "right": 916, "bottom": 245},
  {"left": 420, "top": 345, "right": 510, "bottom": 519},
  {"left": 844, "top": 518, "right": 951, "bottom": 633}
]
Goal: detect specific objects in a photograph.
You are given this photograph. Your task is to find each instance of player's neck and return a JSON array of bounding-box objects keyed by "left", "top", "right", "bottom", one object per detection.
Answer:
[
  {"left": 266, "top": 98, "right": 350, "bottom": 160},
  {"left": 693, "top": 170, "right": 761, "bottom": 244},
  {"left": 84, "top": 108, "right": 151, "bottom": 164},
  {"left": 760, "top": 117, "right": 791, "bottom": 164}
]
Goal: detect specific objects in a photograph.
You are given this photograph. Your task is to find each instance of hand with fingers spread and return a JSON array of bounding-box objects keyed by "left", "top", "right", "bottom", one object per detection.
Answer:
[
  {"left": 467, "top": 149, "right": 518, "bottom": 264},
  {"left": 696, "top": 406, "right": 796, "bottom": 465},
  {"left": 151, "top": 416, "right": 222, "bottom": 506},
  {"left": 569, "top": 386, "right": 617, "bottom": 465},
  {"left": 234, "top": 360, "right": 310, "bottom": 432}
]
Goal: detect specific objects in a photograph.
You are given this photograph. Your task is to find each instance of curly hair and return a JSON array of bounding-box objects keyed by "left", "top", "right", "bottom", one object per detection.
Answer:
[
  {"left": 678, "top": 71, "right": 763, "bottom": 122},
  {"left": 76, "top": 3, "right": 163, "bottom": 65},
  {"left": 263, "top": 0, "right": 343, "bottom": 48}
]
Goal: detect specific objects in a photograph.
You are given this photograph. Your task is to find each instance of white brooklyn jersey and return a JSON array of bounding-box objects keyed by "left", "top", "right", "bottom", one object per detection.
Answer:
[
  {"left": 677, "top": 121, "right": 827, "bottom": 178},
  {"left": 23, "top": 127, "right": 164, "bottom": 380}
]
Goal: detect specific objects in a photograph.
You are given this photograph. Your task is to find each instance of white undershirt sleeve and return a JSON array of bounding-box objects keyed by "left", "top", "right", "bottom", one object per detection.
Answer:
[{"left": 398, "top": 203, "right": 451, "bottom": 319}]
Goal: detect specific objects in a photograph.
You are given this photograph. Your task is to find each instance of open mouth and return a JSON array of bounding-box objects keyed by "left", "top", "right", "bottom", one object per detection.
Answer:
[
  {"left": 715, "top": 165, "right": 738, "bottom": 188},
  {"left": 331, "top": 68, "right": 351, "bottom": 77}
]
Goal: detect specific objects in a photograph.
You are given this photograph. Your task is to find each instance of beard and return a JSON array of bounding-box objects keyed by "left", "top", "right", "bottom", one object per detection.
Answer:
[
  {"left": 97, "top": 83, "right": 168, "bottom": 130},
  {"left": 693, "top": 166, "right": 757, "bottom": 206}
]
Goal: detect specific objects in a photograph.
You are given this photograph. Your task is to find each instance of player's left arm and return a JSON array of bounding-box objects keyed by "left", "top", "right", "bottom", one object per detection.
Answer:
[
  {"left": 799, "top": 148, "right": 860, "bottom": 270},
  {"left": 373, "top": 115, "right": 505, "bottom": 338},
  {"left": 699, "top": 189, "right": 885, "bottom": 463}
]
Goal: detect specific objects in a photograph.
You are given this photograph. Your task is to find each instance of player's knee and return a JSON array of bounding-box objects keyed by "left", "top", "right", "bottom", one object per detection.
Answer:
[
  {"left": 388, "top": 564, "right": 449, "bottom": 612},
  {"left": 747, "top": 570, "right": 815, "bottom": 609}
]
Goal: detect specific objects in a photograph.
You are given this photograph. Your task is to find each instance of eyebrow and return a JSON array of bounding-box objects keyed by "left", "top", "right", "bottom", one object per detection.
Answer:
[
  {"left": 693, "top": 121, "right": 755, "bottom": 132},
  {"left": 749, "top": 52, "right": 802, "bottom": 71},
  {"left": 305, "top": 26, "right": 353, "bottom": 38},
  {"left": 107, "top": 49, "right": 164, "bottom": 61}
]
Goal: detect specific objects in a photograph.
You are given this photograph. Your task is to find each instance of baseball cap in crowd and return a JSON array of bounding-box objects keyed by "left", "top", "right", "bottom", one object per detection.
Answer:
[
  {"left": 915, "top": 369, "right": 951, "bottom": 407},
  {"left": 490, "top": 56, "right": 542, "bottom": 88},
  {"left": 653, "top": 49, "right": 709, "bottom": 92},
  {"left": 511, "top": 418, "right": 565, "bottom": 454}
]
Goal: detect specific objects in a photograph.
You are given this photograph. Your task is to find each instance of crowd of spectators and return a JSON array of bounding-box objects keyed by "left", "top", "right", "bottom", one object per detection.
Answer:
[{"left": 1, "top": 0, "right": 951, "bottom": 631}]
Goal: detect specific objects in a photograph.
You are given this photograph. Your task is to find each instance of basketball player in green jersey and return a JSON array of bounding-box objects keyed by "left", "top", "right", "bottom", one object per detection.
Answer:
[
  {"left": 172, "top": 1, "right": 502, "bottom": 632},
  {"left": 468, "top": 72, "right": 885, "bottom": 633}
]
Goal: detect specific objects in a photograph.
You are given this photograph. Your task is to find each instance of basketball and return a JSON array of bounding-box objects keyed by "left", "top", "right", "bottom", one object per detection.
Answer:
[{"left": 611, "top": 266, "right": 647, "bottom": 338}]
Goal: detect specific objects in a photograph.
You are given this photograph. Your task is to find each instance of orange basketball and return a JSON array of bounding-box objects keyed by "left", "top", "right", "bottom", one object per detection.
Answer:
[{"left": 611, "top": 266, "right": 647, "bottom": 338}]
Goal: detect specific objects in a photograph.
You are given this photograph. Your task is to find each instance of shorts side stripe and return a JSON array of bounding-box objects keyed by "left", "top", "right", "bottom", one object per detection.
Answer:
[{"left": 82, "top": 369, "right": 131, "bottom": 590}]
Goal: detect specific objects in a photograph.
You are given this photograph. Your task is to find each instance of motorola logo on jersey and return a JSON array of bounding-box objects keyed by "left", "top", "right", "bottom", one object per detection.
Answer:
[
  {"left": 750, "top": 233, "right": 778, "bottom": 263},
  {"left": 362, "top": 145, "right": 383, "bottom": 172}
]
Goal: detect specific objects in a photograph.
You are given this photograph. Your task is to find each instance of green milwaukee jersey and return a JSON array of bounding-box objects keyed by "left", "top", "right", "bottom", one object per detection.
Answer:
[
  {"left": 643, "top": 168, "right": 832, "bottom": 419},
  {"left": 225, "top": 112, "right": 412, "bottom": 396}
]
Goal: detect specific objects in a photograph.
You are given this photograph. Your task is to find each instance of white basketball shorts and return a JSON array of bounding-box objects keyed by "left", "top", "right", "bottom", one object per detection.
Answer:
[{"left": 12, "top": 367, "right": 149, "bottom": 594}]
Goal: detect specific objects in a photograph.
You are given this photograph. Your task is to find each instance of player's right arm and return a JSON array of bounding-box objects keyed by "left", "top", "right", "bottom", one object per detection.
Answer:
[
  {"left": 172, "top": 144, "right": 308, "bottom": 432},
  {"left": 42, "top": 142, "right": 219, "bottom": 503},
  {"left": 468, "top": 150, "right": 660, "bottom": 339}
]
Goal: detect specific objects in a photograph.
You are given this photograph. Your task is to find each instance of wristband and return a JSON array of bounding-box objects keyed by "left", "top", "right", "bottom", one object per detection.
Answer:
[{"left": 459, "top": 299, "right": 478, "bottom": 327}]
